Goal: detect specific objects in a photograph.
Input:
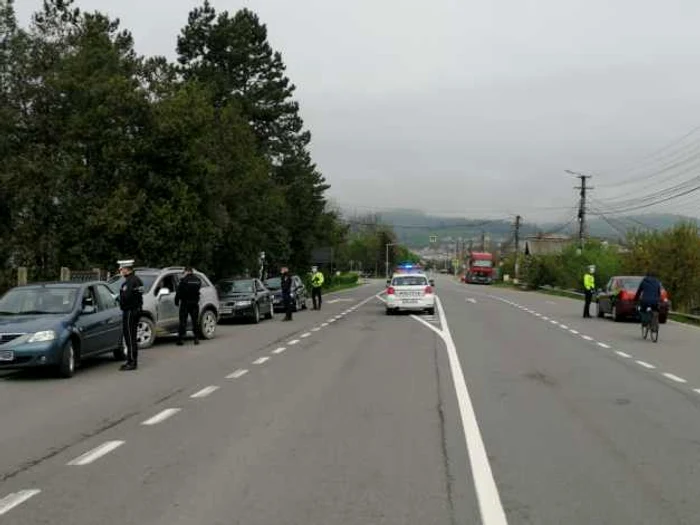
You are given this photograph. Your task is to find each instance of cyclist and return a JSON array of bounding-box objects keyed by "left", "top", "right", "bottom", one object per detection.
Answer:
[{"left": 634, "top": 271, "right": 662, "bottom": 324}]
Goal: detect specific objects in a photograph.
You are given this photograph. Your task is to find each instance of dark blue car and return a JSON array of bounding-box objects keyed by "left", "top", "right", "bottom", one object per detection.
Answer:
[{"left": 0, "top": 281, "right": 124, "bottom": 378}]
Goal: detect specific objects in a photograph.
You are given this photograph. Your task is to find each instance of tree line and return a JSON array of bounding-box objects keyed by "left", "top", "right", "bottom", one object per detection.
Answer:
[
  {"left": 519, "top": 222, "right": 700, "bottom": 313},
  {"left": 0, "top": 0, "right": 385, "bottom": 292}
]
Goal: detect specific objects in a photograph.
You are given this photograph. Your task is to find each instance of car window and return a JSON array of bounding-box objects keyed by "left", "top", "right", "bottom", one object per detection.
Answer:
[
  {"left": 0, "top": 286, "right": 79, "bottom": 315},
  {"left": 81, "top": 286, "right": 98, "bottom": 310},
  {"left": 620, "top": 278, "right": 642, "bottom": 290},
  {"left": 217, "top": 280, "right": 254, "bottom": 294},
  {"left": 392, "top": 276, "right": 428, "bottom": 286},
  {"left": 606, "top": 279, "right": 613, "bottom": 291},
  {"left": 107, "top": 274, "right": 156, "bottom": 294},
  {"left": 156, "top": 273, "right": 178, "bottom": 295},
  {"left": 265, "top": 277, "right": 281, "bottom": 290},
  {"left": 96, "top": 284, "right": 118, "bottom": 310}
]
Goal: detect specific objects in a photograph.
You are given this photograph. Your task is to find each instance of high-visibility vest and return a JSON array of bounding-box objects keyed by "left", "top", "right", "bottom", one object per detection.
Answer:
[
  {"left": 311, "top": 272, "right": 324, "bottom": 288},
  {"left": 583, "top": 273, "right": 595, "bottom": 291}
]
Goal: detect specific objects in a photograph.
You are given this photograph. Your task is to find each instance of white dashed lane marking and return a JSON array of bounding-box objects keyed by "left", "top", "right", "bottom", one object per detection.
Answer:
[
  {"left": 301, "top": 332, "right": 311, "bottom": 338},
  {"left": 226, "top": 369, "right": 248, "bottom": 379},
  {"left": 569, "top": 329, "right": 579, "bottom": 335},
  {"left": 272, "top": 347, "right": 286, "bottom": 354},
  {"left": 67, "top": 440, "right": 125, "bottom": 465},
  {"left": 252, "top": 356, "right": 270, "bottom": 365},
  {"left": 597, "top": 342, "right": 611, "bottom": 349},
  {"left": 0, "top": 490, "right": 41, "bottom": 516},
  {"left": 288, "top": 340, "right": 300, "bottom": 345},
  {"left": 581, "top": 335, "right": 593, "bottom": 341},
  {"left": 663, "top": 373, "right": 687, "bottom": 384},
  {"left": 311, "top": 327, "right": 321, "bottom": 332},
  {"left": 616, "top": 351, "right": 632, "bottom": 358},
  {"left": 142, "top": 408, "right": 181, "bottom": 426},
  {"left": 636, "top": 361, "right": 656, "bottom": 370},
  {"left": 191, "top": 386, "right": 219, "bottom": 399}
]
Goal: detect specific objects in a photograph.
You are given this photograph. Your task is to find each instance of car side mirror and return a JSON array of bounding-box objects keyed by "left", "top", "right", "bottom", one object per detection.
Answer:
[
  {"left": 429, "top": 279, "right": 435, "bottom": 287},
  {"left": 157, "top": 288, "right": 170, "bottom": 298},
  {"left": 82, "top": 305, "right": 97, "bottom": 315}
]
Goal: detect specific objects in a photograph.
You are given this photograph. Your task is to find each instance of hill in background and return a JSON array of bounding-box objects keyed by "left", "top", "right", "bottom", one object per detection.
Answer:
[{"left": 344, "top": 209, "right": 699, "bottom": 248}]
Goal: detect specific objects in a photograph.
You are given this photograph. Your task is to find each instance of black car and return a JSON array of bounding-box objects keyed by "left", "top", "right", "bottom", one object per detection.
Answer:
[
  {"left": 0, "top": 281, "right": 124, "bottom": 377},
  {"left": 217, "top": 278, "right": 274, "bottom": 324},
  {"left": 264, "top": 275, "right": 308, "bottom": 312}
]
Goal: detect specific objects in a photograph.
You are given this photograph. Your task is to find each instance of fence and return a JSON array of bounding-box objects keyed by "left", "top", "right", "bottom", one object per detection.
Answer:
[{"left": 11, "top": 267, "right": 107, "bottom": 287}]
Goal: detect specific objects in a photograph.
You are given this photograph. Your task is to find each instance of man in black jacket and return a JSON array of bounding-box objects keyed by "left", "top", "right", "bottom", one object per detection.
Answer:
[
  {"left": 175, "top": 266, "right": 202, "bottom": 346},
  {"left": 281, "top": 266, "right": 293, "bottom": 321},
  {"left": 117, "top": 259, "right": 143, "bottom": 371}
]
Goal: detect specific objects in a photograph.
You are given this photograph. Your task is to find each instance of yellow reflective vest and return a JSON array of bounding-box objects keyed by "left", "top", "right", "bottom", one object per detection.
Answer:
[
  {"left": 583, "top": 273, "right": 595, "bottom": 291},
  {"left": 311, "top": 271, "right": 324, "bottom": 288}
]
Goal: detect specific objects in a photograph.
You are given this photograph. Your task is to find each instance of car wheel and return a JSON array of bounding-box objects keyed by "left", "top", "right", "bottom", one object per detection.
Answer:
[
  {"left": 293, "top": 298, "right": 299, "bottom": 312},
  {"left": 265, "top": 303, "right": 274, "bottom": 320},
  {"left": 659, "top": 314, "right": 668, "bottom": 324},
  {"left": 596, "top": 301, "right": 604, "bottom": 318},
  {"left": 252, "top": 304, "right": 260, "bottom": 324},
  {"left": 385, "top": 307, "right": 393, "bottom": 316},
  {"left": 137, "top": 316, "right": 156, "bottom": 348},
  {"left": 58, "top": 340, "right": 76, "bottom": 378},
  {"left": 199, "top": 309, "right": 218, "bottom": 339},
  {"left": 113, "top": 339, "right": 127, "bottom": 361},
  {"left": 301, "top": 297, "right": 308, "bottom": 310}
]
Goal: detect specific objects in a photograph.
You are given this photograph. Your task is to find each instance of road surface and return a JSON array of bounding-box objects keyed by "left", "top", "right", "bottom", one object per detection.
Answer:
[{"left": 2, "top": 277, "right": 700, "bottom": 524}]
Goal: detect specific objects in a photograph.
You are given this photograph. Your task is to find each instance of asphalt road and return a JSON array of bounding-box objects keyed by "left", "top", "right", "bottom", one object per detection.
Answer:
[{"left": 3, "top": 277, "right": 700, "bottom": 524}]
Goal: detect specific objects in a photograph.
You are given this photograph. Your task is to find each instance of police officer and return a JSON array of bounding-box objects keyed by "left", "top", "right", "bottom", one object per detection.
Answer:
[
  {"left": 175, "top": 266, "right": 202, "bottom": 346},
  {"left": 311, "top": 265, "right": 324, "bottom": 310},
  {"left": 583, "top": 265, "right": 596, "bottom": 318},
  {"left": 281, "top": 266, "right": 293, "bottom": 321},
  {"left": 117, "top": 259, "right": 143, "bottom": 371}
]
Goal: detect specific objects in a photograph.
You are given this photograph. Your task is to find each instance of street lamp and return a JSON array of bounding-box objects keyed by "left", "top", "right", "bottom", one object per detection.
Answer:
[{"left": 385, "top": 243, "right": 396, "bottom": 280}]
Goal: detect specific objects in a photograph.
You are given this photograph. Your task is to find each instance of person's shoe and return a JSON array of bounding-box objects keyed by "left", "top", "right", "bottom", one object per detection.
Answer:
[
  {"left": 120, "top": 363, "right": 137, "bottom": 371},
  {"left": 176, "top": 340, "right": 184, "bottom": 346},
  {"left": 194, "top": 339, "right": 200, "bottom": 346}
]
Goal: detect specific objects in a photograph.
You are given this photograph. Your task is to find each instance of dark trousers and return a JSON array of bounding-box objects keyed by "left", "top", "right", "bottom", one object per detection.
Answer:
[
  {"left": 122, "top": 309, "right": 139, "bottom": 365},
  {"left": 312, "top": 287, "right": 322, "bottom": 310},
  {"left": 283, "top": 295, "right": 293, "bottom": 320},
  {"left": 178, "top": 303, "right": 200, "bottom": 341},
  {"left": 583, "top": 290, "right": 593, "bottom": 318}
]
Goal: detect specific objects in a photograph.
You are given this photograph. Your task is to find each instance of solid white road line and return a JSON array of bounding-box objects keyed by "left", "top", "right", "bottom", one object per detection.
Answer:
[
  {"left": 191, "top": 385, "right": 220, "bottom": 399},
  {"left": 226, "top": 369, "right": 248, "bottom": 379},
  {"left": 581, "top": 335, "right": 593, "bottom": 341},
  {"left": 616, "top": 351, "right": 632, "bottom": 358},
  {"left": 142, "top": 408, "right": 181, "bottom": 426},
  {"left": 253, "top": 356, "right": 270, "bottom": 365},
  {"left": 432, "top": 297, "right": 509, "bottom": 525},
  {"left": 272, "top": 347, "right": 286, "bottom": 354},
  {"left": 597, "top": 342, "right": 611, "bottom": 349},
  {"left": 636, "top": 360, "right": 656, "bottom": 369},
  {"left": 288, "top": 339, "right": 300, "bottom": 345},
  {"left": 0, "top": 490, "right": 41, "bottom": 516},
  {"left": 67, "top": 440, "right": 125, "bottom": 465},
  {"left": 663, "top": 373, "right": 687, "bottom": 384}
]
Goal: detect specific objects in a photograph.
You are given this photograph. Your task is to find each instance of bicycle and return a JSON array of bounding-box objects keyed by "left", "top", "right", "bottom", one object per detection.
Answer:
[{"left": 639, "top": 305, "right": 659, "bottom": 343}]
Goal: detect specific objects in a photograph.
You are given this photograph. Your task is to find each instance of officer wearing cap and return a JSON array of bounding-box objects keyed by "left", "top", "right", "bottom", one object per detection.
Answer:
[{"left": 117, "top": 259, "right": 143, "bottom": 371}]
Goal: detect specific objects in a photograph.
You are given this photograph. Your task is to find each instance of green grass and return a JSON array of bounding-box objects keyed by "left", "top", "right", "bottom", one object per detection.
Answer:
[{"left": 324, "top": 281, "right": 362, "bottom": 294}]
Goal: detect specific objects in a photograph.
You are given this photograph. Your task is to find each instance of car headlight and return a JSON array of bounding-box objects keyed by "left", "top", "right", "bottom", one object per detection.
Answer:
[
  {"left": 236, "top": 300, "right": 252, "bottom": 306},
  {"left": 28, "top": 330, "right": 57, "bottom": 343}
]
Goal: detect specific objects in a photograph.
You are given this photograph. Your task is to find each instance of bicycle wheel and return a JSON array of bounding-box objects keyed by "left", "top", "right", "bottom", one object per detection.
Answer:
[{"left": 651, "top": 312, "right": 659, "bottom": 343}]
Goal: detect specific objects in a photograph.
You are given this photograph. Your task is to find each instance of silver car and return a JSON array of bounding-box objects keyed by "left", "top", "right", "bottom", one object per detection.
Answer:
[{"left": 107, "top": 267, "right": 219, "bottom": 348}]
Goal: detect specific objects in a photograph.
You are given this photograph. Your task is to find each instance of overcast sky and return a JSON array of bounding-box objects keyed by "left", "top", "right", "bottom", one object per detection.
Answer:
[{"left": 16, "top": 0, "right": 700, "bottom": 222}]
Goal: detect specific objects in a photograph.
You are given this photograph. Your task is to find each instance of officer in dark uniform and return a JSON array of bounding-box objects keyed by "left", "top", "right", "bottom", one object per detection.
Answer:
[
  {"left": 117, "top": 259, "right": 143, "bottom": 371},
  {"left": 281, "top": 266, "right": 293, "bottom": 321},
  {"left": 175, "top": 266, "right": 202, "bottom": 346}
]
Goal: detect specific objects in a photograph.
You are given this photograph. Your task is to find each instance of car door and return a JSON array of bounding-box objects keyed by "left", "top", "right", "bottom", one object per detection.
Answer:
[
  {"left": 597, "top": 278, "right": 612, "bottom": 313},
  {"left": 154, "top": 273, "right": 180, "bottom": 332},
  {"left": 95, "top": 284, "right": 122, "bottom": 352},
  {"left": 255, "top": 280, "right": 270, "bottom": 316},
  {"left": 294, "top": 276, "right": 306, "bottom": 303},
  {"left": 74, "top": 286, "right": 105, "bottom": 355}
]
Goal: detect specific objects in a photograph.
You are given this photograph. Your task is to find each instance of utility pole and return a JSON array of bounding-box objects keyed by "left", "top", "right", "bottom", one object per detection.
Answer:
[
  {"left": 480, "top": 231, "right": 486, "bottom": 252},
  {"left": 567, "top": 170, "right": 593, "bottom": 252},
  {"left": 514, "top": 215, "right": 521, "bottom": 282}
]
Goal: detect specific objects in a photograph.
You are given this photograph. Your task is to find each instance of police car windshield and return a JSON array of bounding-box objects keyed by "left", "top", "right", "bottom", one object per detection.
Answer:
[
  {"left": 107, "top": 274, "right": 156, "bottom": 294},
  {"left": 392, "top": 276, "right": 428, "bottom": 286}
]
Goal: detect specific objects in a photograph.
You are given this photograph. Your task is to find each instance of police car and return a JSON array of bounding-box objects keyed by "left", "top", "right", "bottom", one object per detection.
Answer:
[{"left": 385, "top": 271, "right": 435, "bottom": 315}]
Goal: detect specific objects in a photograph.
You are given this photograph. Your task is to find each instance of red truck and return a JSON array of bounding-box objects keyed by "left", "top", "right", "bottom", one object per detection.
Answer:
[{"left": 464, "top": 252, "right": 494, "bottom": 284}]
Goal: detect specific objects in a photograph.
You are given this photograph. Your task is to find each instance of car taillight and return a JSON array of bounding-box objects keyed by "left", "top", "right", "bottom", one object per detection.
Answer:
[
  {"left": 661, "top": 289, "right": 669, "bottom": 302},
  {"left": 387, "top": 287, "right": 395, "bottom": 295},
  {"left": 425, "top": 286, "right": 433, "bottom": 294},
  {"left": 620, "top": 290, "right": 635, "bottom": 301}
]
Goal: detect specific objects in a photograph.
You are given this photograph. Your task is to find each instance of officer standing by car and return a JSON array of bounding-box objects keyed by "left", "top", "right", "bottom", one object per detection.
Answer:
[
  {"left": 117, "top": 259, "right": 143, "bottom": 371},
  {"left": 583, "top": 265, "right": 596, "bottom": 319},
  {"left": 281, "top": 266, "right": 293, "bottom": 321},
  {"left": 175, "top": 266, "right": 202, "bottom": 346},
  {"left": 311, "top": 265, "right": 325, "bottom": 310}
]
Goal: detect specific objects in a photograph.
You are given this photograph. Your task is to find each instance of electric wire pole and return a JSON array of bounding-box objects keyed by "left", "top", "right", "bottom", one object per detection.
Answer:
[
  {"left": 514, "top": 215, "right": 521, "bottom": 281},
  {"left": 566, "top": 170, "right": 593, "bottom": 251}
]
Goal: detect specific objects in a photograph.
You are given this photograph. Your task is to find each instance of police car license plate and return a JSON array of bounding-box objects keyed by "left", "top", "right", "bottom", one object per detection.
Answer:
[{"left": 0, "top": 350, "right": 13, "bottom": 361}]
